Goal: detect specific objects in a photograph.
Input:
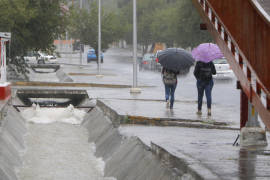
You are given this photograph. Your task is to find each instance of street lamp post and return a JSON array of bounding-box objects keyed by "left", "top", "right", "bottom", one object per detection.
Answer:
[
  {"left": 130, "top": 0, "right": 141, "bottom": 93},
  {"left": 79, "top": 0, "right": 82, "bottom": 67},
  {"left": 96, "top": 0, "right": 103, "bottom": 78},
  {"left": 98, "top": 0, "right": 101, "bottom": 74}
]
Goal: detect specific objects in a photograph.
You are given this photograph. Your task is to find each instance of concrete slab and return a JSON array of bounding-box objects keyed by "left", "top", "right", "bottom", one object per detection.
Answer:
[{"left": 119, "top": 125, "right": 270, "bottom": 180}]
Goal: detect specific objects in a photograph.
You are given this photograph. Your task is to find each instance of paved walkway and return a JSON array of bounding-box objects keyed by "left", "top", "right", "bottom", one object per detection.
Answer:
[{"left": 119, "top": 125, "right": 270, "bottom": 180}]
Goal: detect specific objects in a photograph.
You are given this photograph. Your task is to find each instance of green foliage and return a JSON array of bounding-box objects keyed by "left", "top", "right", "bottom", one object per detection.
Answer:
[
  {"left": 116, "top": 0, "right": 212, "bottom": 51},
  {"left": 151, "top": 4, "right": 178, "bottom": 47},
  {"left": 175, "top": 0, "right": 212, "bottom": 48},
  {"left": 0, "top": 0, "right": 67, "bottom": 77},
  {"left": 68, "top": 2, "right": 124, "bottom": 52}
]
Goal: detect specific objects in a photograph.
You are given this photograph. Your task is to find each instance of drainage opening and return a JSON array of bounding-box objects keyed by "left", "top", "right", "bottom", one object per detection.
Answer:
[
  {"left": 16, "top": 89, "right": 89, "bottom": 107},
  {"left": 31, "top": 64, "right": 60, "bottom": 73}
]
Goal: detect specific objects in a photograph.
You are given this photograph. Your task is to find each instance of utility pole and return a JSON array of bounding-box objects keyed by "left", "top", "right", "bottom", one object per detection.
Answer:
[
  {"left": 98, "top": 0, "right": 101, "bottom": 74},
  {"left": 96, "top": 0, "right": 103, "bottom": 77},
  {"left": 79, "top": 0, "right": 83, "bottom": 67},
  {"left": 130, "top": 0, "right": 141, "bottom": 93},
  {"left": 80, "top": 0, "right": 82, "bottom": 9}
]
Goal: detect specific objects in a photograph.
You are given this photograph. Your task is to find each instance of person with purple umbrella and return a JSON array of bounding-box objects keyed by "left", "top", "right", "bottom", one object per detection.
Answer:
[{"left": 192, "top": 43, "right": 223, "bottom": 116}]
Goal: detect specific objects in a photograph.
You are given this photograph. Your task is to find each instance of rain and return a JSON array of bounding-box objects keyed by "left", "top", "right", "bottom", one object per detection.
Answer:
[{"left": 1, "top": 0, "right": 270, "bottom": 180}]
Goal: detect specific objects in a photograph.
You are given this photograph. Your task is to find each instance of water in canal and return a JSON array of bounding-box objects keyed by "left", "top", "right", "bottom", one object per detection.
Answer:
[{"left": 17, "top": 105, "right": 116, "bottom": 180}]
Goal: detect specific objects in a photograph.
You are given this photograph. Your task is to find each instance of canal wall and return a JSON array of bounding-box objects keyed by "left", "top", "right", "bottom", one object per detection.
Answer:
[
  {"left": 0, "top": 102, "right": 26, "bottom": 180},
  {"left": 0, "top": 94, "right": 214, "bottom": 180},
  {"left": 56, "top": 69, "right": 73, "bottom": 82},
  {"left": 82, "top": 101, "right": 208, "bottom": 180}
]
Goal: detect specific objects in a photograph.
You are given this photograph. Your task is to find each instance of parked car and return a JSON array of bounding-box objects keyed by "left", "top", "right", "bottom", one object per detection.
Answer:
[
  {"left": 87, "top": 49, "right": 104, "bottom": 63},
  {"left": 38, "top": 52, "right": 57, "bottom": 64},
  {"left": 23, "top": 51, "right": 40, "bottom": 63},
  {"left": 24, "top": 51, "right": 57, "bottom": 64},
  {"left": 140, "top": 53, "right": 155, "bottom": 70},
  {"left": 153, "top": 50, "right": 162, "bottom": 71},
  {"left": 212, "top": 58, "right": 233, "bottom": 79}
]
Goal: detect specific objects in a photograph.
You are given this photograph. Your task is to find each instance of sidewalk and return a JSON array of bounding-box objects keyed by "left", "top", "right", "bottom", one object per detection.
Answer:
[{"left": 59, "top": 62, "right": 240, "bottom": 129}]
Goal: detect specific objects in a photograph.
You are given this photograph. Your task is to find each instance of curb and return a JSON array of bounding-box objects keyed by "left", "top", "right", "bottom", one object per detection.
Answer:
[
  {"left": 96, "top": 99, "right": 239, "bottom": 130},
  {"left": 94, "top": 100, "right": 222, "bottom": 179},
  {"left": 12, "top": 81, "right": 132, "bottom": 88},
  {"left": 151, "top": 143, "right": 220, "bottom": 180}
]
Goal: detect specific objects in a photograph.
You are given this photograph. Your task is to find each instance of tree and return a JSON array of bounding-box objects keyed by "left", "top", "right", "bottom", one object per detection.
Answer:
[
  {"left": 117, "top": 0, "right": 212, "bottom": 51},
  {"left": 0, "top": 0, "right": 67, "bottom": 78},
  {"left": 151, "top": 5, "right": 178, "bottom": 47},
  {"left": 68, "top": 2, "right": 124, "bottom": 54},
  {"left": 175, "top": 0, "right": 212, "bottom": 48}
]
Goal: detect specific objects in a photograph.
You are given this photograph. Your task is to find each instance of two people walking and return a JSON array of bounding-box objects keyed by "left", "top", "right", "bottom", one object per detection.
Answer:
[
  {"left": 161, "top": 62, "right": 216, "bottom": 115},
  {"left": 159, "top": 43, "right": 221, "bottom": 115}
]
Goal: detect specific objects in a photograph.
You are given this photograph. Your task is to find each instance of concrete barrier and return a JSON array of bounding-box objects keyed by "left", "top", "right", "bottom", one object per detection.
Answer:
[
  {"left": 82, "top": 105, "right": 212, "bottom": 180},
  {"left": 56, "top": 69, "right": 73, "bottom": 82},
  {"left": 0, "top": 104, "right": 26, "bottom": 180},
  {"left": 1, "top": 95, "right": 218, "bottom": 179}
]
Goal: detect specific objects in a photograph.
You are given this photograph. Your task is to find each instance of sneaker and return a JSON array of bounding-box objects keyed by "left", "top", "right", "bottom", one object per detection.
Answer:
[
  {"left": 207, "top": 109, "right": 211, "bottom": 116},
  {"left": 166, "top": 100, "right": 170, "bottom": 108},
  {"left": 196, "top": 110, "right": 202, "bottom": 115}
]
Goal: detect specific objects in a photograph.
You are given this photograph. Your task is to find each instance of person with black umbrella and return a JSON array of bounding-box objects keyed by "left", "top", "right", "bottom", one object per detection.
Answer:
[
  {"left": 158, "top": 48, "right": 195, "bottom": 109},
  {"left": 162, "top": 67, "right": 179, "bottom": 109}
]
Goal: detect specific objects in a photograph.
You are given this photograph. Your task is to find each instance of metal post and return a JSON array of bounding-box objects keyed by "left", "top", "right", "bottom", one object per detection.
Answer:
[
  {"left": 133, "top": 0, "right": 137, "bottom": 88},
  {"left": 0, "top": 39, "right": 2, "bottom": 81},
  {"left": 79, "top": 0, "right": 82, "bottom": 67},
  {"left": 95, "top": 0, "right": 103, "bottom": 78},
  {"left": 80, "top": 0, "right": 82, "bottom": 9},
  {"left": 130, "top": 0, "right": 141, "bottom": 93},
  {"left": 79, "top": 43, "right": 82, "bottom": 67},
  {"left": 0, "top": 40, "right": 6, "bottom": 83},
  {"left": 98, "top": 0, "right": 101, "bottom": 74},
  {"left": 240, "top": 89, "right": 248, "bottom": 129}
]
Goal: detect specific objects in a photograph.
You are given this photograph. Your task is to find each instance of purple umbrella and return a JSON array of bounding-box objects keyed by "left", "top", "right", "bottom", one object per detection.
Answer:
[{"left": 191, "top": 43, "right": 223, "bottom": 63}]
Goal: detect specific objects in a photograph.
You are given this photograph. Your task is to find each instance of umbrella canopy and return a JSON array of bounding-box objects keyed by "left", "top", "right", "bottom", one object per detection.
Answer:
[
  {"left": 158, "top": 48, "right": 195, "bottom": 72},
  {"left": 191, "top": 43, "right": 223, "bottom": 63}
]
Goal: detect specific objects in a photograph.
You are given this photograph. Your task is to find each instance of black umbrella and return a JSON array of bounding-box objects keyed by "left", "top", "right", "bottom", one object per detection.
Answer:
[{"left": 158, "top": 48, "right": 195, "bottom": 73}]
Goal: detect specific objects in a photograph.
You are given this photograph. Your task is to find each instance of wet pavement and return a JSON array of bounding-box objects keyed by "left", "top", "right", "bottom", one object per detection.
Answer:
[
  {"left": 55, "top": 48, "right": 241, "bottom": 128},
  {"left": 17, "top": 47, "right": 270, "bottom": 179},
  {"left": 119, "top": 125, "right": 270, "bottom": 180}
]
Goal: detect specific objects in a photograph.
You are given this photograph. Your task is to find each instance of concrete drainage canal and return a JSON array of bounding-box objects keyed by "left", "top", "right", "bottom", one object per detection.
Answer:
[{"left": 0, "top": 89, "right": 195, "bottom": 180}]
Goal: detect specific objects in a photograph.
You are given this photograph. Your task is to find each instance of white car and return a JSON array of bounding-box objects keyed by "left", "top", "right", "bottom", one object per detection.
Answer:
[
  {"left": 213, "top": 58, "right": 233, "bottom": 79},
  {"left": 38, "top": 52, "right": 57, "bottom": 64},
  {"left": 24, "top": 51, "right": 39, "bottom": 63},
  {"left": 24, "top": 51, "right": 57, "bottom": 64}
]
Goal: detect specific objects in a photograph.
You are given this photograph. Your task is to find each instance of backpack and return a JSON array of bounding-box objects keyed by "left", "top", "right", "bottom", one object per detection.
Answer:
[
  {"left": 163, "top": 70, "right": 177, "bottom": 85},
  {"left": 199, "top": 65, "right": 212, "bottom": 81}
]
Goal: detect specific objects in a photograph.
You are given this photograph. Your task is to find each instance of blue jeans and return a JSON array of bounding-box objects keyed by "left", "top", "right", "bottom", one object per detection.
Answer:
[
  {"left": 165, "top": 83, "right": 177, "bottom": 108},
  {"left": 196, "top": 79, "right": 214, "bottom": 110}
]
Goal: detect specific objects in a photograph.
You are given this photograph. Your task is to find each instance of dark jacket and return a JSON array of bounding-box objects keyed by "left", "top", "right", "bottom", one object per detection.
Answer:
[
  {"left": 193, "top": 61, "right": 216, "bottom": 81},
  {"left": 162, "top": 68, "right": 179, "bottom": 84}
]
